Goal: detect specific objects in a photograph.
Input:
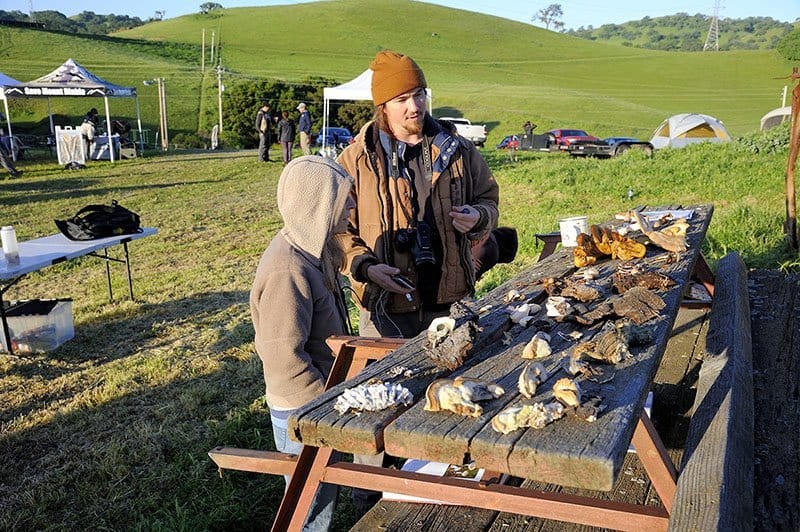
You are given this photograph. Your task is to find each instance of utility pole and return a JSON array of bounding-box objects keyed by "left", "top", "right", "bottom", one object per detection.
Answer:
[
  {"left": 158, "top": 78, "right": 169, "bottom": 151},
  {"left": 217, "top": 65, "right": 224, "bottom": 133},
  {"left": 703, "top": 0, "right": 720, "bottom": 52},
  {"left": 210, "top": 31, "right": 215, "bottom": 66},
  {"left": 201, "top": 29, "right": 206, "bottom": 73}
]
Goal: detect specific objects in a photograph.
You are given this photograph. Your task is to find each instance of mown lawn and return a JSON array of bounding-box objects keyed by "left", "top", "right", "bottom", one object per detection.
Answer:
[{"left": 0, "top": 139, "right": 795, "bottom": 530}]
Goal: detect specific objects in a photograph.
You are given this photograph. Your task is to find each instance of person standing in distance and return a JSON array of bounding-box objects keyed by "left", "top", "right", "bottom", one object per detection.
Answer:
[
  {"left": 277, "top": 111, "right": 296, "bottom": 165},
  {"left": 255, "top": 101, "right": 273, "bottom": 162},
  {"left": 297, "top": 102, "right": 312, "bottom": 156}
]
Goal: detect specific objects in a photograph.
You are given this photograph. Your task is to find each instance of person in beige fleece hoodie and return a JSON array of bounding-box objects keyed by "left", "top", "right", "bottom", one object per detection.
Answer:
[{"left": 250, "top": 155, "right": 355, "bottom": 531}]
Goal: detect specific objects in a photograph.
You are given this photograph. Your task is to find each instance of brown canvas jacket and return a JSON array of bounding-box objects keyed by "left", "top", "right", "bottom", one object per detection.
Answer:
[{"left": 336, "top": 116, "right": 499, "bottom": 313}]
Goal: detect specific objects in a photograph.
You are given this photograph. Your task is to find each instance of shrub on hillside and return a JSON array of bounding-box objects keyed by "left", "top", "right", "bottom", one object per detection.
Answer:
[
  {"left": 222, "top": 77, "right": 376, "bottom": 149},
  {"left": 735, "top": 122, "right": 791, "bottom": 154},
  {"left": 777, "top": 28, "right": 800, "bottom": 60},
  {"left": 171, "top": 132, "right": 206, "bottom": 149}
]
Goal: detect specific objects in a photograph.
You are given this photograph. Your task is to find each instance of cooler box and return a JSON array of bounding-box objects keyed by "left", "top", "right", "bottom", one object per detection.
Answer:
[{"left": 1, "top": 299, "right": 74, "bottom": 353}]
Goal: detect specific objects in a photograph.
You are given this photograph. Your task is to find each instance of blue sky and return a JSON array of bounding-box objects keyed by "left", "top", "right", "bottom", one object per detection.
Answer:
[{"left": 3, "top": 0, "right": 798, "bottom": 29}]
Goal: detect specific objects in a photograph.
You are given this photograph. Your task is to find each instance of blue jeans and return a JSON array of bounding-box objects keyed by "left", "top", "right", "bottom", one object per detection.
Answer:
[{"left": 270, "top": 410, "right": 338, "bottom": 531}]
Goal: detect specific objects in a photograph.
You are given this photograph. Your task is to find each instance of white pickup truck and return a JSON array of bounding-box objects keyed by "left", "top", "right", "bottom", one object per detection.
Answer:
[{"left": 438, "top": 117, "right": 487, "bottom": 147}]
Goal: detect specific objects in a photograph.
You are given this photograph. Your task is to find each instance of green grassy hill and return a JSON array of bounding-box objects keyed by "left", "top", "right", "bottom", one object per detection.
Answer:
[
  {"left": 116, "top": 0, "right": 798, "bottom": 139},
  {"left": 1, "top": 0, "right": 793, "bottom": 142},
  {"left": 0, "top": 26, "right": 202, "bottom": 139}
]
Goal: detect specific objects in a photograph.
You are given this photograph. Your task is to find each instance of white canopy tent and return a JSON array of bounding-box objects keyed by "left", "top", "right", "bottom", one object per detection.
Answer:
[
  {"left": 3, "top": 59, "right": 142, "bottom": 162},
  {"left": 321, "top": 69, "right": 432, "bottom": 150},
  {"left": 0, "top": 71, "right": 22, "bottom": 160}
]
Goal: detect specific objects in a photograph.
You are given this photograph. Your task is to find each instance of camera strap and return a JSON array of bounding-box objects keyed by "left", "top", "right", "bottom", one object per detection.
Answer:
[{"left": 391, "top": 137, "right": 433, "bottom": 228}]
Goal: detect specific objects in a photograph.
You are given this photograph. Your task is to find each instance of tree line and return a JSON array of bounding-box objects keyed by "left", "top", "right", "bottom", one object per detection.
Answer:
[
  {"left": 565, "top": 13, "right": 795, "bottom": 52},
  {"left": 0, "top": 10, "right": 149, "bottom": 34}
]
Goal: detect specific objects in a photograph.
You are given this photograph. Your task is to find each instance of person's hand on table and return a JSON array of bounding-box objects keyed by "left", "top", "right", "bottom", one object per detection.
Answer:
[{"left": 449, "top": 205, "right": 480, "bottom": 233}]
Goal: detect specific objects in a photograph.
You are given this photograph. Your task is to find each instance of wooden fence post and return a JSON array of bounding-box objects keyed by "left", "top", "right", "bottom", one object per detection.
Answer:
[{"left": 784, "top": 67, "right": 800, "bottom": 250}]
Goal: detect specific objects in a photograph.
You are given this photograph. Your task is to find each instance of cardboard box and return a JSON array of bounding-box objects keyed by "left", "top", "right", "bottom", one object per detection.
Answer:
[{"left": 1, "top": 299, "right": 74, "bottom": 353}]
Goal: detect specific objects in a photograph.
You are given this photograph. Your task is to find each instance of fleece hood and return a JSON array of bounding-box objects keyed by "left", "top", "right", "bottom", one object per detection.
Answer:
[{"left": 277, "top": 156, "right": 353, "bottom": 260}]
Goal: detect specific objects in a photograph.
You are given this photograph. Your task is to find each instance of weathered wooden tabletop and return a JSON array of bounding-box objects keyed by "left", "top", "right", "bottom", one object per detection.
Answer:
[{"left": 290, "top": 205, "right": 713, "bottom": 492}]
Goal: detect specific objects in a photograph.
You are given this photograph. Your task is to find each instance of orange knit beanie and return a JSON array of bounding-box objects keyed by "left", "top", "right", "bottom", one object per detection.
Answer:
[{"left": 369, "top": 50, "right": 427, "bottom": 106}]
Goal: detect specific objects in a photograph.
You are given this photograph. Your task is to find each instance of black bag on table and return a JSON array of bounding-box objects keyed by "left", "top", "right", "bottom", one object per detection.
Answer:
[{"left": 55, "top": 200, "right": 142, "bottom": 241}]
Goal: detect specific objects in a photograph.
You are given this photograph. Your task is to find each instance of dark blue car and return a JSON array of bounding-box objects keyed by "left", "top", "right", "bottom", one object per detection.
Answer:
[{"left": 314, "top": 127, "right": 353, "bottom": 147}]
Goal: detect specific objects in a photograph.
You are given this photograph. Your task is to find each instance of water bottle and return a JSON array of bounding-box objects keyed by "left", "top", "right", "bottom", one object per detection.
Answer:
[{"left": 1, "top": 226, "right": 20, "bottom": 266}]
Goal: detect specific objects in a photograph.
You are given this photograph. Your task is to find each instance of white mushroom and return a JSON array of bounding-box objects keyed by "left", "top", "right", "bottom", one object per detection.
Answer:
[{"left": 427, "top": 317, "right": 456, "bottom": 348}]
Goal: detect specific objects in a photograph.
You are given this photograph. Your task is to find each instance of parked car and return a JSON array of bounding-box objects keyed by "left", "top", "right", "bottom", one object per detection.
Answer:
[
  {"left": 314, "top": 126, "right": 353, "bottom": 148},
  {"left": 438, "top": 117, "right": 487, "bottom": 146},
  {"left": 545, "top": 128, "right": 600, "bottom": 150},
  {"left": 495, "top": 135, "right": 520, "bottom": 150},
  {"left": 568, "top": 137, "right": 654, "bottom": 158}
]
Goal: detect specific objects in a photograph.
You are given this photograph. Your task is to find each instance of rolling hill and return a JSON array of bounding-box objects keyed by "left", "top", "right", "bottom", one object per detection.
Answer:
[{"left": 1, "top": 0, "right": 793, "bottom": 141}]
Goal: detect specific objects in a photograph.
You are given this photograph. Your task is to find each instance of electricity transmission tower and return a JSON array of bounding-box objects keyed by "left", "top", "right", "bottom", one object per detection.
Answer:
[
  {"left": 28, "top": 0, "right": 35, "bottom": 22},
  {"left": 703, "top": 0, "right": 720, "bottom": 51}
]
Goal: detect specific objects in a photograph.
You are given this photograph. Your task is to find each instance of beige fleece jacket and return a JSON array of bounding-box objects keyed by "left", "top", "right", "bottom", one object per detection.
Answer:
[{"left": 250, "top": 156, "right": 353, "bottom": 409}]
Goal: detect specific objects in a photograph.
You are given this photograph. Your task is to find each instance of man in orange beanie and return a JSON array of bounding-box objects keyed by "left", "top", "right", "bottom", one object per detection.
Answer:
[
  {"left": 336, "top": 51, "right": 500, "bottom": 514},
  {"left": 338, "top": 50, "right": 499, "bottom": 337}
]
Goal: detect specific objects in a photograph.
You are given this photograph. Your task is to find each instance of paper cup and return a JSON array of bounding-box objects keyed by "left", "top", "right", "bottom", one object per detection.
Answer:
[{"left": 559, "top": 216, "right": 588, "bottom": 247}]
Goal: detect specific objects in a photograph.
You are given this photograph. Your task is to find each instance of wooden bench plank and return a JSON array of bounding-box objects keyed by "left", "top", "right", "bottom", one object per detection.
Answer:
[
  {"left": 668, "top": 252, "right": 753, "bottom": 531},
  {"left": 385, "top": 206, "right": 713, "bottom": 491},
  {"left": 351, "top": 499, "right": 499, "bottom": 531}
]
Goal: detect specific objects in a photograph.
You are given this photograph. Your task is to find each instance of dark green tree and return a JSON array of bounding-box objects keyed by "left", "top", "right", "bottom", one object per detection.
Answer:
[
  {"left": 778, "top": 28, "right": 800, "bottom": 61},
  {"left": 533, "top": 4, "right": 564, "bottom": 31},
  {"left": 200, "top": 3, "right": 224, "bottom": 15}
]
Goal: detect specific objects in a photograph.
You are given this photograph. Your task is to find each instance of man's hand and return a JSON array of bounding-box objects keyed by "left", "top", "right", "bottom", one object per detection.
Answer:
[
  {"left": 366, "top": 263, "right": 412, "bottom": 295},
  {"left": 449, "top": 205, "right": 480, "bottom": 233}
]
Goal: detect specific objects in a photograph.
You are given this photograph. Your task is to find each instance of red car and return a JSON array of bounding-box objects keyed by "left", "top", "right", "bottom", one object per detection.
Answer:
[{"left": 546, "top": 128, "right": 600, "bottom": 150}]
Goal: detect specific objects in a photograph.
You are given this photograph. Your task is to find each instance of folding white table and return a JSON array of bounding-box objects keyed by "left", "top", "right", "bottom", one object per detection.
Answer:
[{"left": 0, "top": 228, "right": 157, "bottom": 356}]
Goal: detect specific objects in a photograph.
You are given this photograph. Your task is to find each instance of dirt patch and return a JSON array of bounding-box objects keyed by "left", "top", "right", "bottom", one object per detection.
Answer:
[{"left": 748, "top": 270, "right": 800, "bottom": 530}]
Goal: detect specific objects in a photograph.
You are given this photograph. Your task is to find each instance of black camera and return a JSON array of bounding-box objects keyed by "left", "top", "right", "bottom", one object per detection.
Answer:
[
  {"left": 394, "top": 228, "right": 415, "bottom": 253},
  {"left": 411, "top": 221, "right": 436, "bottom": 266}
]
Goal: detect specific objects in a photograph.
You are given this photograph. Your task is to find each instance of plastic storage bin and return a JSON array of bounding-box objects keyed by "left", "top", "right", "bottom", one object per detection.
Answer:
[{"left": 0, "top": 299, "right": 74, "bottom": 353}]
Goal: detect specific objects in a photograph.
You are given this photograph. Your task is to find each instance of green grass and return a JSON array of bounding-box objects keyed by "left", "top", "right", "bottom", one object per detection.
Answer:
[
  {"left": 0, "top": 0, "right": 792, "bottom": 145},
  {"left": 0, "top": 138, "right": 795, "bottom": 529}
]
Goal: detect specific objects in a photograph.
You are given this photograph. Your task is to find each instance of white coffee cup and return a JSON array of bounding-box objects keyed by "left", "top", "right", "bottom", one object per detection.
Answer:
[{"left": 559, "top": 216, "right": 589, "bottom": 247}]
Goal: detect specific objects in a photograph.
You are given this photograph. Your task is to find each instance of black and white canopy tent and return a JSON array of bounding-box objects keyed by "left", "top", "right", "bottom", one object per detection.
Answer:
[
  {"left": 2, "top": 59, "right": 143, "bottom": 162},
  {"left": 0, "top": 71, "right": 22, "bottom": 160}
]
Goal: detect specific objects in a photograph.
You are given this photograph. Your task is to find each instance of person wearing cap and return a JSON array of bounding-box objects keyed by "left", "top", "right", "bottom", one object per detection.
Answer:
[
  {"left": 255, "top": 101, "right": 273, "bottom": 162},
  {"left": 336, "top": 49, "right": 499, "bottom": 518},
  {"left": 297, "top": 102, "right": 312, "bottom": 156},
  {"left": 337, "top": 50, "right": 499, "bottom": 339},
  {"left": 250, "top": 155, "right": 356, "bottom": 531},
  {"left": 80, "top": 107, "right": 99, "bottom": 161}
]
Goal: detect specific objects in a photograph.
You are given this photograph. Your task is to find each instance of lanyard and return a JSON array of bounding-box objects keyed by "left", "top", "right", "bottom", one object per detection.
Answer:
[{"left": 390, "top": 137, "right": 432, "bottom": 225}]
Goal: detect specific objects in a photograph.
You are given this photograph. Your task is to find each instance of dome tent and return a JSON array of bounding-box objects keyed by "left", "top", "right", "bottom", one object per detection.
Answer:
[
  {"left": 650, "top": 113, "right": 731, "bottom": 149},
  {"left": 760, "top": 106, "right": 791, "bottom": 131}
]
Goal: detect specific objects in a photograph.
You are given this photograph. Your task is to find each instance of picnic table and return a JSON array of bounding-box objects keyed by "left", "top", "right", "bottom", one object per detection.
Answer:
[
  {"left": 210, "top": 205, "right": 714, "bottom": 531},
  {"left": 0, "top": 228, "right": 157, "bottom": 356}
]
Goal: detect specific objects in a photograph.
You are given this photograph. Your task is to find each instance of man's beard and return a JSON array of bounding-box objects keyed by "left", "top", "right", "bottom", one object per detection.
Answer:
[{"left": 403, "top": 115, "right": 423, "bottom": 135}]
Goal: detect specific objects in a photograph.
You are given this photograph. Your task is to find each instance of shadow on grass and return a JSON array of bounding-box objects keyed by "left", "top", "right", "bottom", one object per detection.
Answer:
[
  {"left": 0, "top": 179, "right": 222, "bottom": 206},
  {"left": 1, "top": 290, "right": 252, "bottom": 418},
  {"left": 0, "top": 351, "right": 289, "bottom": 531}
]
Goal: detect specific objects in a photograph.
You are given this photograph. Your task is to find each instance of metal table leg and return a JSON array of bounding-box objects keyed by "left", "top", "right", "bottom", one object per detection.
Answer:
[{"left": 0, "top": 275, "right": 24, "bottom": 357}]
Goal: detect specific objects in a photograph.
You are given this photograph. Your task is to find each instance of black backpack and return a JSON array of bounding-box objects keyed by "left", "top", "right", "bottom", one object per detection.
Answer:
[{"left": 55, "top": 200, "right": 142, "bottom": 241}]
